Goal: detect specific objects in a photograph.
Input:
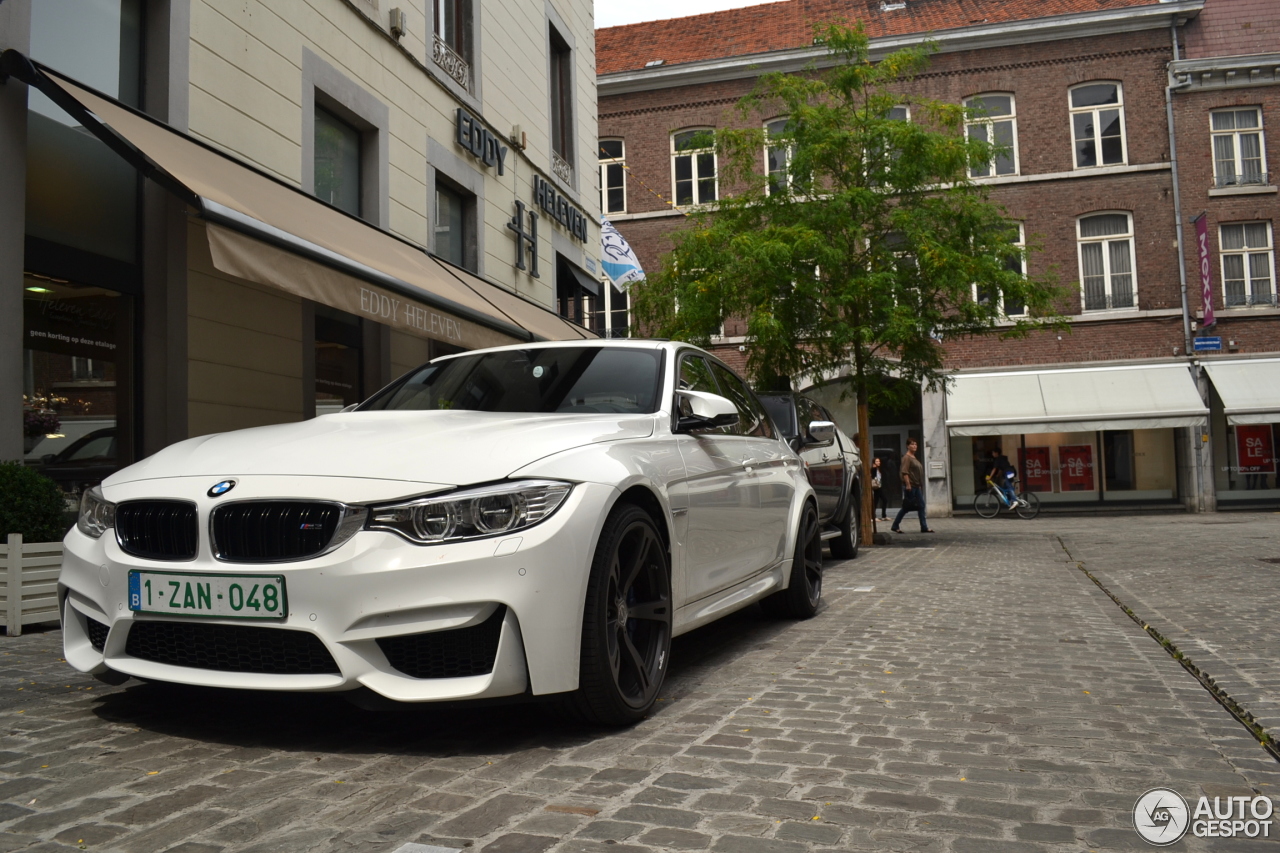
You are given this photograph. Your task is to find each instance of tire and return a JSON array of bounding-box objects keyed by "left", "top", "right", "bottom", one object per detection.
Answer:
[
  {"left": 1016, "top": 491, "right": 1041, "bottom": 519},
  {"left": 761, "top": 501, "right": 823, "bottom": 619},
  {"left": 829, "top": 487, "right": 859, "bottom": 560},
  {"left": 974, "top": 492, "right": 1000, "bottom": 519},
  {"left": 564, "top": 503, "right": 672, "bottom": 726}
]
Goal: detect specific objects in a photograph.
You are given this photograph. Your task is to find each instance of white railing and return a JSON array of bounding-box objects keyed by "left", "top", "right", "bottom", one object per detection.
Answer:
[
  {"left": 2, "top": 534, "right": 62, "bottom": 636},
  {"left": 432, "top": 34, "right": 471, "bottom": 91},
  {"left": 552, "top": 151, "right": 573, "bottom": 183}
]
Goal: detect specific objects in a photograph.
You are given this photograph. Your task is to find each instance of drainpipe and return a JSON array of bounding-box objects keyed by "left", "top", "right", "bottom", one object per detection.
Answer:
[
  {"left": 1167, "top": 21, "right": 1194, "bottom": 357},
  {"left": 1165, "top": 20, "right": 1209, "bottom": 512}
]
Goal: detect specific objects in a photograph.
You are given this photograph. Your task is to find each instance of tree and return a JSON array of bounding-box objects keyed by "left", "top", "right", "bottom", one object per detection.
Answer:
[{"left": 632, "top": 22, "right": 1062, "bottom": 545}]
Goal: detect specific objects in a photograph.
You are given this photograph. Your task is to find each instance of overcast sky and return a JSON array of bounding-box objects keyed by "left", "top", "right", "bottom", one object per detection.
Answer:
[{"left": 595, "top": 0, "right": 779, "bottom": 29}]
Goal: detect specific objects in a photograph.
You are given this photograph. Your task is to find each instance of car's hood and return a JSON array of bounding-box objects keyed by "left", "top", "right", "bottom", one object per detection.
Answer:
[{"left": 108, "top": 410, "right": 656, "bottom": 487}]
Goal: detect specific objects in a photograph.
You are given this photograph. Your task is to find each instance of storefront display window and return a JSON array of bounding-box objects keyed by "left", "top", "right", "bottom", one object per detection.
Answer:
[
  {"left": 951, "top": 429, "right": 1178, "bottom": 505},
  {"left": 22, "top": 275, "right": 133, "bottom": 501},
  {"left": 1216, "top": 422, "right": 1279, "bottom": 499},
  {"left": 315, "top": 306, "right": 363, "bottom": 416}
]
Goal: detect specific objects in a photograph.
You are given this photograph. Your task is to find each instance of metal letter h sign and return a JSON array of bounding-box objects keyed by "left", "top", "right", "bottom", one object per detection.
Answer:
[{"left": 507, "top": 201, "right": 539, "bottom": 277}]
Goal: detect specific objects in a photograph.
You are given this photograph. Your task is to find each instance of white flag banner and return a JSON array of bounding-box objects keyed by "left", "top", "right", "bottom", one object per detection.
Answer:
[{"left": 601, "top": 218, "right": 646, "bottom": 290}]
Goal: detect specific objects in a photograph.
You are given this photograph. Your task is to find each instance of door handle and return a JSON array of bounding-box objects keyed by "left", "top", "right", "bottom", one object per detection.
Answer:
[{"left": 742, "top": 456, "right": 758, "bottom": 472}]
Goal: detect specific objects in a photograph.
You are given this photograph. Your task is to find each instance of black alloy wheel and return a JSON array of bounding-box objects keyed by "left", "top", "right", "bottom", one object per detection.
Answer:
[
  {"left": 567, "top": 503, "right": 672, "bottom": 726},
  {"left": 762, "top": 501, "right": 823, "bottom": 619}
]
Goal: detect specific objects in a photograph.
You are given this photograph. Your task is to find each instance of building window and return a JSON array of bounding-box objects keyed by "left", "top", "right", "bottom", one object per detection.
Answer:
[
  {"left": 550, "top": 26, "right": 573, "bottom": 180},
  {"left": 765, "top": 119, "right": 792, "bottom": 196},
  {"left": 586, "top": 282, "right": 631, "bottom": 338},
  {"left": 1078, "top": 213, "right": 1135, "bottom": 311},
  {"left": 1220, "top": 222, "right": 1275, "bottom": 308},
  {"left": 673, "top": 130, "right": 717, "bottom": 206},
  {"left": 974, "top": 224, "right": 1026, "bottom": 316},
  {"left": 435, "top": 181, "right": 473, "bottom": 271},
  {"left": 1070, "top": 83, "right": 1126, "bottom": 168},
  {"left": 432, "top": 0, "right": 473, "bottom": 90},
  {"left": 1211, "top": 108, "right": 1266, "bottom": 188},
  {"left": 965, "top": 94, "right": 1018, "bottom": 178},
  {"left": 599, "top": 140, "right": 626, "bottom": 214},
  {"left": 314, "top": 106, "right": 362, "bottom": 217}
]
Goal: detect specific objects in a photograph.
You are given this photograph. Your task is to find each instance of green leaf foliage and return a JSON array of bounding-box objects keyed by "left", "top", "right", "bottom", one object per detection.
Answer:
[
  {"left": 0, "top": 462, "right": 70, "bottom": 543},
  {"left": 632, "top": 22, "right": 1063, "bottom": 409}
]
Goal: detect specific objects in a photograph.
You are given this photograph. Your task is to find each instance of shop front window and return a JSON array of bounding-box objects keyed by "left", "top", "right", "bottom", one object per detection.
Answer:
[
  {"left": 26, "top": 0, "right": 144, "bottom": 264},
  {"left": 315, "top": 306, "right": 363, "bottom": 417},
  {"left": 951, "top": 429, "right": 1178, "bottom": 505},
  {"left": 1216, "top": 422, "right": 1279, "bottom": 499},
  {"left": 23, "top": 275, "right": 133, "bottom": 502}
]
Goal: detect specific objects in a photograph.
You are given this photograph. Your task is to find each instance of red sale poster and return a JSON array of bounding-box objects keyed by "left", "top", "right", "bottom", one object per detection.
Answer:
[
  {"left": 1019, "top": 447, "right": 1052, "bottom": 493},
  {"left": 1058, "top": 445, "right": 1095, "bottom": 491},
  {"left": 1236, "top": 425, "right": 1276, "bottom": 474}
]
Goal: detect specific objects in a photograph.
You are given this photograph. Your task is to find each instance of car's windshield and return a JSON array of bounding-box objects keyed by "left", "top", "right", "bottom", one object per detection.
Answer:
[{"left": 362, "top": 347, "right": 664, "bottom": 414}]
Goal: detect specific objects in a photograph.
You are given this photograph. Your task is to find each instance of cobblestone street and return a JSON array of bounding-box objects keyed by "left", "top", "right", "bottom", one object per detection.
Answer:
[{"left": 2, "top": 513, "right": 1278, "bottom": 852}]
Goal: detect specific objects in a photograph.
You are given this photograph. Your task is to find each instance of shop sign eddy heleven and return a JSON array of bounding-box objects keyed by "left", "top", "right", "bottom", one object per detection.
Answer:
[
  {"left": 456, "top": 108, "right": 508, "bottom": 176},
  {"left": 1133, "top": 787, "right": 1274, "bottom": 845},
  {"left": 533, "top": 175, "right": 588, "bottom": 243}
]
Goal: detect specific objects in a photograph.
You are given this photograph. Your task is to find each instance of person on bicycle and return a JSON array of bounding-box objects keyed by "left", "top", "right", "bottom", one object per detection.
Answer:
[{"left": 986, "top": 447, "right": 1020, "bottom": 507}]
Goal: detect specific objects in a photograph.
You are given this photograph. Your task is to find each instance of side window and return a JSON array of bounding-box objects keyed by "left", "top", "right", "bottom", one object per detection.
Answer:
[
  {"left": 711, "top": 363, "right": 774, "bottom": 439},
  {"left": 677, "top": 354, "right": 730, "bottom": 435}
]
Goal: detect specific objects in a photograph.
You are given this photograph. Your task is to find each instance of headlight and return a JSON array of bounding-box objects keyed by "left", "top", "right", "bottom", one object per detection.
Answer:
[
  {"left": 368, "top": 480, "right": 572, "bottom": 545},
  {"left": 77, "top": 486, "right": 116, "bottom": 539}
]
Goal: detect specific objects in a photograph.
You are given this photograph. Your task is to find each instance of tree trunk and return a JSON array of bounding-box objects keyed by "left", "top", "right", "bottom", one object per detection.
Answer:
[{"left": 858, "top": 400, "right": 874, "bottom": 546}]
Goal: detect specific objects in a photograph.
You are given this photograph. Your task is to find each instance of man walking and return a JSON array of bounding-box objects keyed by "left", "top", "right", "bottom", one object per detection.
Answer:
[{"left": 891, "top": 438, "right": 934, "bottom": 534}]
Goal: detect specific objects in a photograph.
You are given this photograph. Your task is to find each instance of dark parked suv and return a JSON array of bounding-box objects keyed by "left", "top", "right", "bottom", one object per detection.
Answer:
[{"left": 758, "top": 394, "right": 861, "bottom": 559}]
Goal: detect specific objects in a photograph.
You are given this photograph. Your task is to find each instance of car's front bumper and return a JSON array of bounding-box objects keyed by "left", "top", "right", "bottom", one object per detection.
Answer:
[{"left": 59, "top": 477, "right": 615, "bottom": 702}]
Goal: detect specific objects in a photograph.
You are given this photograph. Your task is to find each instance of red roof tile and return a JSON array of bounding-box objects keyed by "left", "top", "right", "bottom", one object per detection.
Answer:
[{"left": 597, "top": 0, "right": 1171, "bottom": 75}]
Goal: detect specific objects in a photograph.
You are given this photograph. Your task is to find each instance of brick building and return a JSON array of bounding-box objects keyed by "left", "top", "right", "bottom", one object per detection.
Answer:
[{"left": 596, "top": 0, "right": 1280, "bottom": 514}]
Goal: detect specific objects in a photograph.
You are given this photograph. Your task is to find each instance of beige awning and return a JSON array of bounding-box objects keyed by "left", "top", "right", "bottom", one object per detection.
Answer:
[
  {"left": 26, "top": 61, "right": 588, "bottom": 348},
  {"left": 947, "top": 363, "right": 1208, "bottom": 436},
  {"left": 1203, "top": 358, "right": 1280, "bottom": 425}
]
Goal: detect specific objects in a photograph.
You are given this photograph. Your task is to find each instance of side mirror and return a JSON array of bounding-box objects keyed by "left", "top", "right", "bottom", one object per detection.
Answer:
[
  {"left": 806, "top": 421, "right": 836, "bottom": 447},
  {"left": 675, "top": 390, "right": 740, "bottom": 433}
]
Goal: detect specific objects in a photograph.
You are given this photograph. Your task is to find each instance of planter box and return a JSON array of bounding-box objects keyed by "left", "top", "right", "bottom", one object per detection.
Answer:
[{"left": 2, "top": 534, "right": 62, "bottom": 636}]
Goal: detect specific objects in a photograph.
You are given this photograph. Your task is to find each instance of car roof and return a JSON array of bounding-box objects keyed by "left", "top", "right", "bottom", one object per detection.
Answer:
[{"left": 432, "top": 338, "right": 693, "bottom": 363}]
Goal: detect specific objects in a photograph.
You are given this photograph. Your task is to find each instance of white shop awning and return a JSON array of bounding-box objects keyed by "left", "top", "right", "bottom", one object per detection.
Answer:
[
  {"left": 1203, "top": 358, "right": 1280, "bottom": 425},
  {"left": 946, "top": 363, "right": 1208, "bottom": 436}
]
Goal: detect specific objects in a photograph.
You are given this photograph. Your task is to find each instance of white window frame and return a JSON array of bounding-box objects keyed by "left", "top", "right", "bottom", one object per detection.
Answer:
[
  {"left": 672, "top": 129, "right": 718, "bottom": 207},
  {"left": 972, "top": 224, "right": 1027, "bottom": 317},
  {"left": 598, "top": 139, "right": 626, "bottom": 215},
  {"left": 764, "top": 118, "right": 792, "bottom": 196},
  {"left": 1219, "top": 221, "right": 1276, "bottom": 309},
  {"left": 1077, "top": 212, "right": 1136, "bottom": 312},
  {"left": 965, "top": 93, "right": 1019, "bottom": 178},
  {"left": 1210, "top": 108, "right": 1267, "bottom": 188},
  {"left": 1069, "top": 82, "right": 1127, "bottom": 170}
]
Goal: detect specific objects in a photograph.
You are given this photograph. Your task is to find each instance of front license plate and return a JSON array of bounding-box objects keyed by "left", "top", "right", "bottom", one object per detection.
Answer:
[{"left": 128, "top": 571, "right": 288, "bottom": 620}]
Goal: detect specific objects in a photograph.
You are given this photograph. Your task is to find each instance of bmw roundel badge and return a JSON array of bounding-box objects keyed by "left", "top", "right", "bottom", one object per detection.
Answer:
[{"left": 208, "top": 479, "right": 237, "bottom": 498}]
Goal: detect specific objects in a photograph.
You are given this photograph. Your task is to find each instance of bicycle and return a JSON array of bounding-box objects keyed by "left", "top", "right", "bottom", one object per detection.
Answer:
[{"left": 974, "top": 476, "right": 1041, "bottom": 519}]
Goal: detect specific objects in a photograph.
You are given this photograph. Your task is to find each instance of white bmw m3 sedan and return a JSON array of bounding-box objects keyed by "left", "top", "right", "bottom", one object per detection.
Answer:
[{"left": 59, "top": 340, "right": 823, "bottom": 725}]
